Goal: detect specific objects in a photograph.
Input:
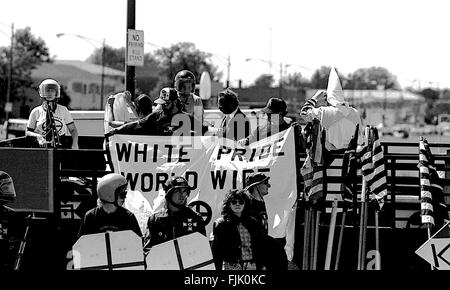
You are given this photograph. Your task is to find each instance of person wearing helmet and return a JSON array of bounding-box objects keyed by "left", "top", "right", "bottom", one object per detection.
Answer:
[
  {"left": 26, "top": 78, "right": 79, "bottom": 149},
  {"left": 173, "top": 70, "right": 205, "bottom": 125},
  {"left": 108, "top": 88, "right": 207, "bottom": 136},
  {"left": 77, "top": 173, "right": 142, "bottom": 238},
  {"left": 143, "top": 176, "right": 206, "bottom": 251},
  {"left": 0, "top": 171, "right": 20, "bottom": 270}
]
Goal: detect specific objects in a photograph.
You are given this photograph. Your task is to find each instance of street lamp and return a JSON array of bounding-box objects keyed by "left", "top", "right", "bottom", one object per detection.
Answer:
[
  {"left": 56, "top": 33, "right": 106, "bottom": 110},
  {"left": 245, "top": 58, "right": 285, "bottom": 97},
  {"left": 209, "top": 53, "right": 231, "bottom": 88},
  {"left": 246, "top": 58, "right": 311, "bottom": 98}
]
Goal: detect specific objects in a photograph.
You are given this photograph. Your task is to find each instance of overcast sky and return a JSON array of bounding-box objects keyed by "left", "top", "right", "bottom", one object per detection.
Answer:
[{"left": 1, "top": 0, "right": 449, "bottom": 89}]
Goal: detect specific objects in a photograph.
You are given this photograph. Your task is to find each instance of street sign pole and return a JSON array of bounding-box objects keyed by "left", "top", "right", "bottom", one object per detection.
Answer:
[{"left": 125, "top": 0, "right": 136, "bottom": 100}]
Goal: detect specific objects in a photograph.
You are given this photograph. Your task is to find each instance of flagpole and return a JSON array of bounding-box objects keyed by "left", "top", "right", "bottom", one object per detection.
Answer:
[
  {"left": 357, "top": 168, "right": 367, "bottom": 269},
  {"left": 312, "top": 209, "right": 321, "bottom": 270},
  {"left": 312, "top": 128, "right": 327, "bottom": 270},
  {"left": 302, "top": 204, "right": 311, "bottom": 270},
  {"left": 360, "top": 198, "right": 368, "bottom": 270},
  {"left": 334, "top": 210, "right": 346, "bottom": 270},
  {"left": 335, "top": 124, "right": 360, "bottom": 270},
  {"left": 358, "top": 126, "right": 370, "bottom": 270},
  {"left": 309, "top": 207, "right": 316, "bottom": 269},
  {"left": 374, "top": 209, "right": 381, "bottom": 270},
  {"left": 325, "top": 198, "right": 338, "bottom": 270},
  {"left": 427, "top": 224, "right": 433, "bottom": 270}
]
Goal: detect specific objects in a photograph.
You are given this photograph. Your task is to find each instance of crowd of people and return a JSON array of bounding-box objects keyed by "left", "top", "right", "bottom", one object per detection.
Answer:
[
  {"left": 77, "top": 171, "right": 286, "bottom": 270},
  {"left": 0, "top": 67, "right": 364, "bottom": 270}
]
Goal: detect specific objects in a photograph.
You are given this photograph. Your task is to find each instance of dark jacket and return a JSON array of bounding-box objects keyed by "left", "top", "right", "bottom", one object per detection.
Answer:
[
  {"left": 248, "top": 199, "right": 269, "bottom": 235},
  {"left": 143, "top": 206, "right": 206, "bottom": 251},
  {"left": 219, "top": 108, "right": 251, "bottom": 141},
  {"left": 77, "top": 206, "right": 142, "bottom": 239},
  {"left": 246, "top": 115, "right": 292, "bottom": 145},
  {"left": 211, "top": 214, "right": 265, "bottom": 270},
  {"left": 0, "top": 205, "right": 21, "bottom": 270}
]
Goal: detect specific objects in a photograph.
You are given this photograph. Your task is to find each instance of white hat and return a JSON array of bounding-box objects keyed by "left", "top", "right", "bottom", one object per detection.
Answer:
[{"left": 326, "top": 67, "right": 351, "bottom": 115}]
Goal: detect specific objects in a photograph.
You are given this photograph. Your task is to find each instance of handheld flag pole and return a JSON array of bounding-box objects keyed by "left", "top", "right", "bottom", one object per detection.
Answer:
[
  {"left": 325, "top": 198, "right": 338, "bottom": 269},
  {"left": 311, "top": 129, "right": 328, "bottom": 269},
  {"left": 335, "top": 124, "right": 360, "bottom": 269},
  {"left": 360, "top": 196, "right": 369, "bottom": 270},
  {"left": 357, "top": 126, "right": 370, "bottom": 270},
  {"left": 309, "top": 207, "right": 316, "bottom": 269},
  {"left": 312, "top": 208, "right": 321, "bottom": 269},
  {"left": 374, "top": 209, "right": 381, "bottom": 270},
  {"left": 302, "top": 204, "right": 311, "bottom": 270},
  {"left": 334, "top": 211, "right": 346, "bottom": 270}
]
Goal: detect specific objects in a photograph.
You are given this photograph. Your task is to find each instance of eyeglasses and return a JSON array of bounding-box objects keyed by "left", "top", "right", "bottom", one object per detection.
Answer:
[{"left": 231, "top": 199, "right": 245, "bottom": 205}]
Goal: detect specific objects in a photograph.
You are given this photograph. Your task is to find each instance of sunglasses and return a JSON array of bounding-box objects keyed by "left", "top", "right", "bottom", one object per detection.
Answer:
[
  {"left": 231, "top": 199, "right": 245, "bottom": 205},
  {"left": 117, "top": 190, "right": 127, "bottom": 199}
]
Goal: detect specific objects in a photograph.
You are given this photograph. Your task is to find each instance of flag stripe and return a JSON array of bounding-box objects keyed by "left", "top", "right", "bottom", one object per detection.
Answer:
[
  {"left": 341, "top": 124, "right": 359, "bottom": 213},
  {"left": 418, "top": 137, "right": 449, "bottom": 228},
  {"left": 301, "top": 155, "right": 324, "bottom": 202},
  {"left": 359, "top": 126, "right": 387, "bottom": 211}
]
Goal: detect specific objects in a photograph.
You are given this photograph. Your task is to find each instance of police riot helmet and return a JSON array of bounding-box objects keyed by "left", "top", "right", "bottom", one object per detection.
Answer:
[
  {"left": 174, "top": 70, "right": 196, "bottom": 93},
  {"left": 97, "top": 173, "right": 128, "bottom": 205},
  {"left": 39, "top": 78, "right": 61, "bottom": 101},
  {"left": 0, "top": 171, "right": 16, "bottom": 203}
]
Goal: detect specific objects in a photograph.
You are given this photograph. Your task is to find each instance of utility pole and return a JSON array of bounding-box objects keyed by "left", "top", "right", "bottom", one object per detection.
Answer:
[
  {"left": 5, "top": 23, "right": 14, "bottom": 120},
  {"left": 279, "top": 62, "right": 283, "bottom": 98},
  {"left": 269, "top": 27, "right": 272, "bottom": 76},
  {"left": 126, "top": 0, "right": 136, "bottom": 100},
  {"left": 226, "top": 55, "right": 231, "bottom": 88},
  {"left": 100, "top": 38, "right": 105, "bottom": 110}
]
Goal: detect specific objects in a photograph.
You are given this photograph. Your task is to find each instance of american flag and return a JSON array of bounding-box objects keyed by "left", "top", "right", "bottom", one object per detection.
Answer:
[
  {"left": 341, "top": 124, "right": 359, "bottom": 213},
  {"left": 358, "top": 126, "right": 387, "bottom": 211},
  {"left": 418, "top": 137, "right": 449, "bottom": 228},
  {"left": 301, "top": 156, "right": 324, "bottom": 203},
  {"left": 300, "top": 123, "right": 325, "bottom": 204}
]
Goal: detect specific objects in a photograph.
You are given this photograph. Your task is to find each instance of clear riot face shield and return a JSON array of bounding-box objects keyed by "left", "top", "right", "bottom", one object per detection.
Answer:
[
  {"left": 39, "top": 79, "right": 60, "bottom": 102},
  {"left": 0, "top": 171, "right": 16, "bottom": 203}
]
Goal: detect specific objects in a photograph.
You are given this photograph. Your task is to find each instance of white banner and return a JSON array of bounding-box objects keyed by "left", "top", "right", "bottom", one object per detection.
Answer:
[{"left": 106, "top": 127, "right": 298, "bottom": 238}]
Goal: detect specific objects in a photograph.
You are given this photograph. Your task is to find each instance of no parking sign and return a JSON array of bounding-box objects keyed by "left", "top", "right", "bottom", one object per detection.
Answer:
[{"left": 127, "top": 29, "right": 144, "bottom": 67}]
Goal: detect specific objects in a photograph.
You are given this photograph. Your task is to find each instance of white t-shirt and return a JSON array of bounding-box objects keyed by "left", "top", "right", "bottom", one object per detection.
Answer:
[
  {"left": 27, "top": 104, "right": 74, "bottom": 136},
  {"left": 104, "top": 94, "right": 138, "bottom": 133}
]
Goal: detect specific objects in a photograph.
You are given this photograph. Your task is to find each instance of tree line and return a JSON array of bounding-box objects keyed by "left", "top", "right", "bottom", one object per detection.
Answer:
[{"left": 0, "top": 27, "right": 447, "bottom": 119}]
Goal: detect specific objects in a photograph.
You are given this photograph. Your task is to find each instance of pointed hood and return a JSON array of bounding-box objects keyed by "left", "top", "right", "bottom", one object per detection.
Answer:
[{"left": 326, "top": 67, "right": 351, "bottom": 116}]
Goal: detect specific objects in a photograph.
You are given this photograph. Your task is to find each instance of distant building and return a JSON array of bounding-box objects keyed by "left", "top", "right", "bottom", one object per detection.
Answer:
[
  {"left": 24, "top": 60, "right": 125, "bottom": 114},
  {"left": 305, "top": 89, "right": 425, "bottom": 127}
]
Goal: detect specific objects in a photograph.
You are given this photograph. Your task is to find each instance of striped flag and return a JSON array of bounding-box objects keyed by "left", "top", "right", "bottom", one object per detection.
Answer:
[
  {"left": 300, "top": 121, "right": 325, "bottom": 204},
  {"left": 341, "top": 124, "right": 359, "bottom": 213},
  {"left": 418, "top": 136, "right": 449, "bottom": 228},
  {"left": 301, "top": 156, "right": 324, "bottom": 203},
  {"left": 359, "top": 127, "right": 387, "bottom": 210}
]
